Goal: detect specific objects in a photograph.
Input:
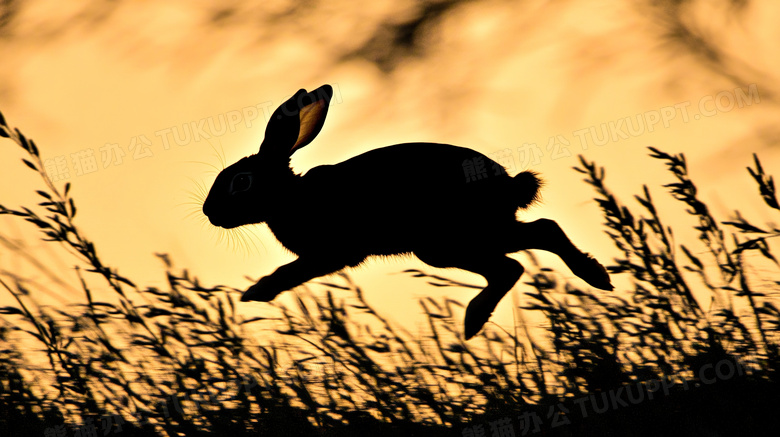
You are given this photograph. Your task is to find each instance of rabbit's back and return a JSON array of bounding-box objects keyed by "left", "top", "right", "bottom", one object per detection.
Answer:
[
  {"left": 308, "top": 143, "right": 511, "bottom": 196},
  {"left": 269, "top": 143, "right": 537, "bottom": 259}
]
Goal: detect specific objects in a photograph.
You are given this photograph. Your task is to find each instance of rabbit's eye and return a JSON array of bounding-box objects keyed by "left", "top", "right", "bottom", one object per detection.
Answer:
[{"left": 230, "top": 172, "right": 253, "bottom": 193}]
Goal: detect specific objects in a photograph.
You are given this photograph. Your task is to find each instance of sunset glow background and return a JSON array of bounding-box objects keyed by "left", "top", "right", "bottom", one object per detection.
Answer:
[{"left": 1, "top": 0, "right": 779, "bottom": 338}]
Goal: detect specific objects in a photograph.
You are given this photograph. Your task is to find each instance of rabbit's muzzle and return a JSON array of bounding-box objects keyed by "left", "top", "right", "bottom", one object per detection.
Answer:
[
  {"left": 205, "top": 214, "right": 242, "bottom": 229},
  {"left": 202, "top": 201, "right": 238, "bottom": 229}
]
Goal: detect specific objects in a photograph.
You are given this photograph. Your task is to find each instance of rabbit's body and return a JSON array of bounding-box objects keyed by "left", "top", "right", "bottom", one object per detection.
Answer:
[
  {"left": 267, "top": 143, "right": 537, "bottom": 262},
  {"left": 203, "top": 84, "right": 612, "bottom": 339}
]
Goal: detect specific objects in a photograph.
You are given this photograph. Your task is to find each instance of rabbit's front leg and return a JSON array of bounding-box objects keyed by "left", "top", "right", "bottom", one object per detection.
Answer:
[{"left": 241, "top": 257, "right": 348, "bottom": 302}]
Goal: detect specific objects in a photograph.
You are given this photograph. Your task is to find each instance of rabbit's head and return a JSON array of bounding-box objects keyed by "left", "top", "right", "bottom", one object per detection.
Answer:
[{"left": 203, "top": 85, "right": 333, "bottom": 228}]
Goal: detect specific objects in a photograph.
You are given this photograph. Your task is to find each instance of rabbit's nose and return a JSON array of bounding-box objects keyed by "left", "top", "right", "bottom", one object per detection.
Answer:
[
  {"left": 203, "top": 210, "right": 222, "bottom": 227},
  {"left": 202, "top": 201, "right": 228, "bottom": 227},
  {"left": 202, "top": 200, "right": 214, "bottom": 220}
]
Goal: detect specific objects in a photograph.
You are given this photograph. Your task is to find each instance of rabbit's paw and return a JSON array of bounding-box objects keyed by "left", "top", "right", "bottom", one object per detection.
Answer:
[
  {"left": 570, "top": 253, "right": 613, "bottom": 291},
  {"left": 464, "top": 293, "right": 499, "bottom": 340},
  {"left": 241, "top": 276, "right": 284, "bottom": 302}
]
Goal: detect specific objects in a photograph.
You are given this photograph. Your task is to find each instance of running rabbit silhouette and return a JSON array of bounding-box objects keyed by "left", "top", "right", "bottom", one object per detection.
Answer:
[{"left": 203, "top": 84, "right": 613, "bottom": 340}]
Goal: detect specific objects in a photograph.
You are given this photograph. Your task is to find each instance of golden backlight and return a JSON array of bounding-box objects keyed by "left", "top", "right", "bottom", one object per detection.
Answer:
[
  {"left": 1, "top": 2, "right": 779, "bottom": 429},
  {"left": 2, "top": 0, "right": 777, "bottom": 317}
]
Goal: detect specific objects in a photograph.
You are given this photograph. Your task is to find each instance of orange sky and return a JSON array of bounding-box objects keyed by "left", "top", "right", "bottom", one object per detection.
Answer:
[{"left": 1, "top": 0, "right": 779, "bottom": 336}]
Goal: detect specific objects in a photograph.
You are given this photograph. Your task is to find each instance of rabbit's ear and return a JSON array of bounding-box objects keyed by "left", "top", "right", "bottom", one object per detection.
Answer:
[{"left": 260, "top": 85, "right": 333, "bottom": 158}]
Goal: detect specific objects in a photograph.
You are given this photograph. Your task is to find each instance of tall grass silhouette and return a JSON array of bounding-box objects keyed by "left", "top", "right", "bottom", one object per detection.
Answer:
[{"left": 1, "top": 111, "right": 779, "bottom": 436}]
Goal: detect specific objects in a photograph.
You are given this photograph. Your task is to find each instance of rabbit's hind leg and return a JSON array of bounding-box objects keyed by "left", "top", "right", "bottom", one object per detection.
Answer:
[
  {"left": 416, "top": 251, "right": 524, "bottom": 340},
  {"left": 509, "top": 219, "right": 613, "bottom": 291}
]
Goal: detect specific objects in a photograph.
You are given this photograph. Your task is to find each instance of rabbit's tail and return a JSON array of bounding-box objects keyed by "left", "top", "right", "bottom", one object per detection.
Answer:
[{"left": 513, "top": 171, "right": 542, "bottom": 208}]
